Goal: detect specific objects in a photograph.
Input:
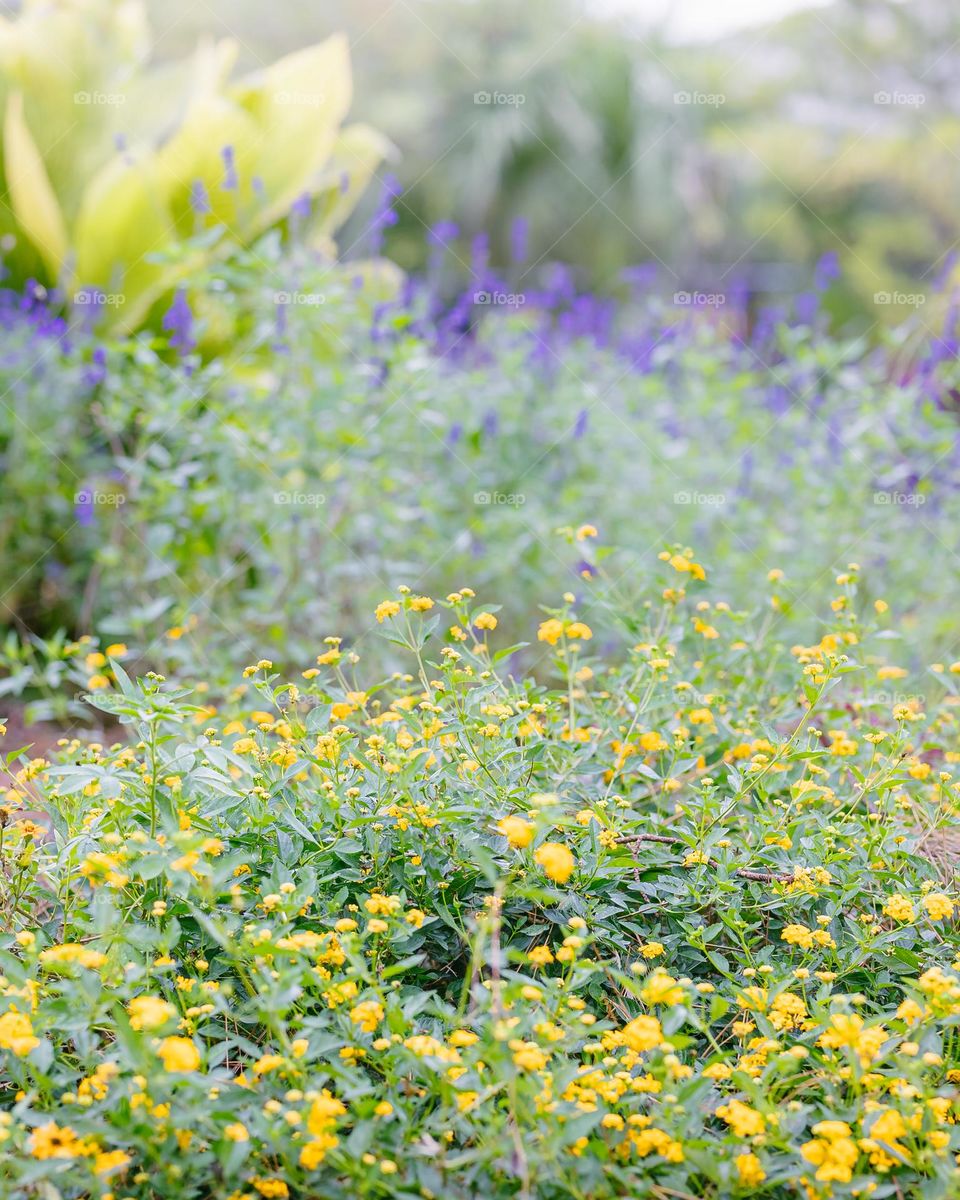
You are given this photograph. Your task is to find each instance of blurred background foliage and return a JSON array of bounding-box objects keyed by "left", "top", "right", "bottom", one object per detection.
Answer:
[{"left": 143, "top": 0, "right": 960, "bottom": 328}]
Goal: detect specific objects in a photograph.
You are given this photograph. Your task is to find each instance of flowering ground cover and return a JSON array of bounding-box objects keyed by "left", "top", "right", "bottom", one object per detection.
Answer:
[{"left": 3, "top": 552, "right": 960, "bottom": 1197}]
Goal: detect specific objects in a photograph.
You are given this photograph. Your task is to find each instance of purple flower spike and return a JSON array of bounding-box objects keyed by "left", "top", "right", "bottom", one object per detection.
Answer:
[
  {"left": 368, "top": 174, "right": 402, "bottom": 254},
  {"left": 221, "top": 145, "right": 239, "bottom": 192},
  {"left": 163, "top": 289, "right": 196, "bottom": 357},
  {"left": 189, "top": 180, "right": 211, "bottom": 215},
  {"left": 74, "top": 488, "right": 95, "bottom": 528},
  {"left": 428, "top": 220, "right": 459, "bottom": 248},
  {"left": 84, "top": 346, "right": 108, "bottom": 388},
  {"left": 814, "top": 251, "right": 840, "bottom": 291},
  {"left": 290, "top": 192, "right": 312, "bottom": 222}
]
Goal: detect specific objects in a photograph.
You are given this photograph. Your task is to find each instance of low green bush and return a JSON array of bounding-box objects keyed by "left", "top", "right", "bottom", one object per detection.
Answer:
[
  {"left": 2, "top": 246, "right": 959, "bottom": 683},
  {"left": 2, "top": 554, "right": 960, "bottom": 1197}
]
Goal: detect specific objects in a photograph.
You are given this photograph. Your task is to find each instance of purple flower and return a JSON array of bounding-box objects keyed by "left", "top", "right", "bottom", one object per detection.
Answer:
[
  {"left": 795, "top": 291, "right": 819, "bottom": 326},
  {"left": 221, "top": 145, "right": 238, "bottom": 192},
  {"left": 83, "top": 346, "right": 108, "bottom": 387},
  {"left": 429, "top": 220, "right": 459, "bottom": 247},
  {"left": 573, "top": 408, "right": 589, "bottom": 439},
  {"left": 621, "top": 264, "right": 658, "bottom": 293},
  {"left": 189, "top": 180, "right": 211, "bottom": 215},
  {"left": 74, "top": 488, "right": 95, "bottom": 527},
  {"left": 471, "top": 232, "right": 490, "bottom": 276},
  {"left": 368, "top": 174, "right": 402, "bottom": 254},
  {"left": 814, "top": 251, "right": 840, "bottom": 291},
  {"left": 162, "top": 289, "right": 195, "bottom": 356},
  {"left": 290, "top": 192, "right": 312, "bottom": 222}
]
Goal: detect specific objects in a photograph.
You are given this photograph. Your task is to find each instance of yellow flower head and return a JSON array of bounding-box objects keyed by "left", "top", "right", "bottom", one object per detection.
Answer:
[
  {"left": 157, "top": 1035, "right": 200, "bottom": 1073},
  {"left": 534, "top": 842, "right": 576, "bottom": 883}
]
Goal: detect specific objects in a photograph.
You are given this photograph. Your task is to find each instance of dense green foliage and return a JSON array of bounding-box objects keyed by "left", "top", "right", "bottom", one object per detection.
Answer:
[
  {"left": 2, "top": 9, "right": 960, "bottom": 1195},
  {"left": 2, "top": 234, "right": 959, "bottom": 696},
  {"left": 4, "top": 562, "right": 960, "bottom": 1197}
]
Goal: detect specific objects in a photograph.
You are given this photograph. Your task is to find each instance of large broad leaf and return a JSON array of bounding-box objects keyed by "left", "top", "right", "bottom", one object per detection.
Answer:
[
  {"left": 153, "top": 90, "right": 261, "bottom": 242},
  {"left": 310, "top": 122, "right": 394, "bottom": 241},
  {"left": 0, "top": 0, "right": 150, "bottom": 217},
  {"left": 230, "top": 34, "right": 354, "bottom": 237},
  {"left": 0, "top": 9, "right": 383, "bottom": 328},
  {"left": 3, "top": 91, "right": 68, "bottom": 278},
  {"left": 73, "top": 147, "right": 192, "bottom": 332}
]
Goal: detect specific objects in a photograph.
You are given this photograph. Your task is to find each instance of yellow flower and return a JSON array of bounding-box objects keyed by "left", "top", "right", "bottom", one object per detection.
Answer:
[
  {"left": 127, "top": 996, "right": 176, "bottom": 1031},
  {"left": 252, "top": 1181, "right": 289, "bottom": 1199},
  {"left": 534, "top": 842, "right": 576, "bottom": 883},
  {"left": 498, "top": 815, "right": 534, "bottom": 849},
  {"left": 511, "top": 1040, "right": 548, "bottom": 1071},
  {"left": 365, "top": 893, "right": 402, "bottom": 916},
  {"left": 922, "top": 893, "right": 954, "bottom": 921},
  {"left": 375, "top": 600, "right": 401, "bottom": 623},
  {"left": 800, "top": 1121, "right": 858, "bottom": 1184},
  {"left": 307, "top": 1089, "right": 346, "bottom": 1135},
  {"left": 535, "top": 617, "right": 564, "bottom": 646},
  {"left": 39, "top": 943, "right": 106, "bottom": 970},
  {"left": 818, "top": 1013, "right": 888, "bottom": 1067},
  {"left": 93, "top": 1148, "right": 130, "bottom": 1175},
  {"left": 640, "top": 971, "right": 684, "bottom": 1006},
  {"left": 29, "top": 1122, "right": 83, "bottom": 1160},
  {"left": 735, "top": 1152, "right": 766, "bottom": 1187},
  {"left": 781, "top": 923, "right": 814, "bottom": 951},
  {"left": 0, "top": 1009, "right": 39, "bottom": 1056},
  {"left": 87, "top": 674, "right": 110, "bottom": 690},
  {"left": 474, "top": 612, "right": 498, "bottom": 630},
  {"left": 576, "top": 524, "right": 598, "bottom": 541},
  {"left": 224, "top": 1123, "right": 249, "bottom": 1142},
  {"left": 300, "top": 1133, "right": 339, "bottom": 1169},
  {"left": 157, "top": 1036, "right": 200, "bottom": 1073},
  {"left": 715, "top": 1099, "right": 765, "bottom": 1138},
  {"left": 566, "top": 621, "right": 593, "bottom": 641},
  {"left": 350, "top": 1000, "right": 385, "bottom": 1033},
  {"left": 620, "top": 1014, "right": 663, "bottom": 1052},
  {"left": 253, "top": 1053, "right": 285, "bottom": 1075},
  {"left": 409, "top": 596, "right": 434, "bottom": 612},
  {"left": 882, "top": 894, "right": 915, "bottom": 923}
]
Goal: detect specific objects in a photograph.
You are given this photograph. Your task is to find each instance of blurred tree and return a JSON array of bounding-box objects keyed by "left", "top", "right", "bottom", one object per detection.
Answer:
[{"left": 144, "top": 0, "right": 960, "bottom": 321}]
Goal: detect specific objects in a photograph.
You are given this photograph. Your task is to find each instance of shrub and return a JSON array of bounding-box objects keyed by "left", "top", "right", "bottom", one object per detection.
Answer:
[
  {"left": 2, "top": 553, "right": 960, "bottom": 1196},
  {"left": 3, "top": 245, "right": 960, "bottom": 679}
]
